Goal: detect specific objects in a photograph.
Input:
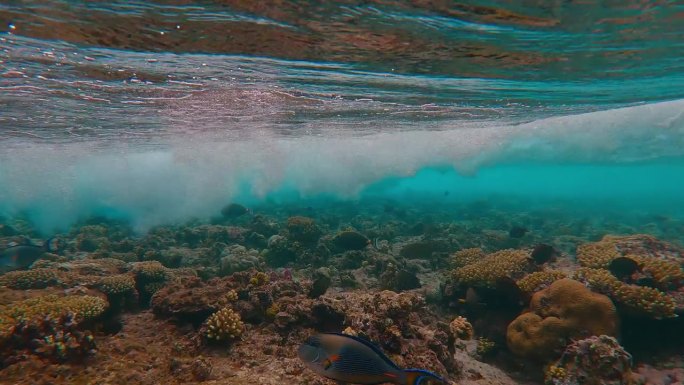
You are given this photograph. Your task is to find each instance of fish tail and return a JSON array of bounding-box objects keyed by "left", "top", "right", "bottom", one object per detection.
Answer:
[
  {"left": 402, "top": 368, "right": 447, "bottom": 385},
  {"left": 44, "top": 237, "right": 59, "bottom": 253}
]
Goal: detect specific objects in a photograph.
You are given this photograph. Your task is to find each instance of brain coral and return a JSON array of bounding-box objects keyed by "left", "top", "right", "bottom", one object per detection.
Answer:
[{"left": 506, "top": 279, "right": 617, "bottom": 360}]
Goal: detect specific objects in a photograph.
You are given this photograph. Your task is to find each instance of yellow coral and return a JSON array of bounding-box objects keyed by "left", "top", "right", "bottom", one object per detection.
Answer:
[
  {"left": 631, "top": 255, "right": 684, "bottom": 291},
  {"left": 0, "top": 268, "right": 59, "bottom": 289},
  {"left": 449, "top": 316, "right": 474, "bottom": 340},
  {"left": 204, "top": 307, "right": 244, "bottom": 341},
  {"left": 476, "top": 337, "right": 495, "bottom": 357},
  {"left": 249, "top": 271, "right": 270, "bottom": 286},
  {"left": 450, "top": 248, "right": 485, "bottom": 268},
  {"left": 265, "top": 303, "right": 280, "bottom": 319},
  {"left": 453, "top": 249, "right": 532, "bottom": 288},
  {"left": 342, "top": 326, "right": 358, "bottom": 336},
  {"left": 517, "top": 271, "right": 567, "bottom": 293},
  {"left": 573, "top": 268, "right": 676, "bottom": 319},
  {"left": 577, "top": 239, "right": 619, "bottom": 268},
  {"left": 218, "top": 289, "right": 239, "bottom": 307},
  {"left": 544, "top": 365, "right": 568, "bottom": 384}
]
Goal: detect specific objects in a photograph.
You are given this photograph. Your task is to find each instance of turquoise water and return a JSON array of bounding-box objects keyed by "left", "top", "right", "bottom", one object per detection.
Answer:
[{"left": 1, "top": 1, "right": 684, "bottom": 233}]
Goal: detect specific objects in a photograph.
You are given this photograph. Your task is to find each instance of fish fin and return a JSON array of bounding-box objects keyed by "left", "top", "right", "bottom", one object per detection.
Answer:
[
  {"left": 321, "top": 333, "right": 400, "bottom": 370},
  {"left": 44, "top": 237, "right": 60, "bottom": 253},
  {"left": 403, "top": 369, "right": 447, "bottom": 385}
]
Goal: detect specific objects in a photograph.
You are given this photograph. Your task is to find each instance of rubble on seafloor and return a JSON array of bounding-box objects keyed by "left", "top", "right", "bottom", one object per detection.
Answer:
[{"left": 1, "top": 201, "right": 683, "bottom": 385}]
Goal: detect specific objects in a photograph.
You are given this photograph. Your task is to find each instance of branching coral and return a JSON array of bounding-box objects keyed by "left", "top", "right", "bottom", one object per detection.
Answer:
[
  {"left": 204, "top": 307, "right": 244, "bottom": 342},
  {"left": 453, "top": 249, "right": 534, "bottom": 288},
  {"left": 1, "top": 294, "right": 107, "bottom": 364},
  {"left": 450, "top": 248, "right": 485, "bottom": 268},
  {"left": 577, "top": 239, "right": 620, "bottom": 268},
  {"left": 0, "top": 268, "right": 59, "bottom": 289},
  {"left": 573, "top": 268, "right": 677, "bottom": 319},
  {"left": 517, "top": 271, "right": 567, "bottom": 294},
  {"left": 97, "top": 274, "right": 136, "bottom": 295}
]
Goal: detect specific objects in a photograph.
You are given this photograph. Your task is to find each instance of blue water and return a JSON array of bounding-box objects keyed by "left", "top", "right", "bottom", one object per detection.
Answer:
[{"left": 1, "top": 1, "right": 684, "bottom": 233}]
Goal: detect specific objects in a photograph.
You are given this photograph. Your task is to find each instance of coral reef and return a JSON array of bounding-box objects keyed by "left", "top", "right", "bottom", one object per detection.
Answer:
[
  {"left": 203, "top": 307, "right": 244, "bottom": 342},
  {"left": 286, "top": 216, "right": 322, "bottom": 244},
  {"left": 450, "top": 248, "right": 486, "bottom": 268},
  {"left": 516, "top": 270, "right": 567, "bottom": 294},
  {"left": 96, "top": 274, "right": 136, "bottom": 296},
  {"left": 1, "top": 202, "right": 684, "bottom": 385},
  {"left": 507, "top": 279, "right": 618, "bottom": 361},
  {"left": 545, "top": 335, "right": 633, "bottom": 385},
  {"left": 452, "top": 249, "right": 535, "bottom": 288},
  {"left": 0, "top": 268, "right": 59, "bottom": 289},
  {"left": 573, "top": 268, "right": 677, "bottom": 319},
  {"left": 449, "top": 316, "right": 474, "bottom": 340}
]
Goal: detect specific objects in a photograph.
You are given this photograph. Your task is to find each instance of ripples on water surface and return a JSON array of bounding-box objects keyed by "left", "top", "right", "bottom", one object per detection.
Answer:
[{"left": 1, "top": 1, "right": 684, "bottom": 229}]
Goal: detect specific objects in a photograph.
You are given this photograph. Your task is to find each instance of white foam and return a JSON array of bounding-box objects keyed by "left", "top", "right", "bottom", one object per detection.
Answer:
[{"left": 1, "top": 98, "right": 683, "bottom": 232}]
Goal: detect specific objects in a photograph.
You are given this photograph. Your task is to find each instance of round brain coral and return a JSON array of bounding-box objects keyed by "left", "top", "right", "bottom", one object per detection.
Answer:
[
  {"left": 204, "top": 307, "right": 244, "bottom": 342},
  {"left": 506, "top": 279, "right": 617, "bottom": 361}
]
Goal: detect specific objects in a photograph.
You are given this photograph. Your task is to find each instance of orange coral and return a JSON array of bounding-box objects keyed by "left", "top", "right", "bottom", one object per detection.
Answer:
[{"left": 506, "top": 279, "right": 617, "bottom": 360}]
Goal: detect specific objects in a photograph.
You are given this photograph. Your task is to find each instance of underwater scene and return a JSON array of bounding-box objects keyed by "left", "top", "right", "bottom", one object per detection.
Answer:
[{"left": 1, "top": 1, "right": 684, "bottom": 384}]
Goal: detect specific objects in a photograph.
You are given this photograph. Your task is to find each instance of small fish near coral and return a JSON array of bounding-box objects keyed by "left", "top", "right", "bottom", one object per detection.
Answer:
[
  {"left": 0, "top": 237, "right": 60, "bottom": 273},
  {"left": 298, "top": 333, "right": 448, "bottom": 385}
]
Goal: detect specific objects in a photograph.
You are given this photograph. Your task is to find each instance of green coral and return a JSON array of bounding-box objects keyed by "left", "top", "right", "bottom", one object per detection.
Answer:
[
  {"left": 517, "top": 271, "right": 567, "bottom": 293},
  {"left": 204, "top": 307, "right": 244, "bottom": 342},
  {"left": 97, "top": 274, "right": 136, "bottom": 295},
  {"left": 0, "top": 268, "right": 59, "bottom": 289},
  {"left": 573, "top": 268, "right": 676, "bottom": 319},
  {"left": 452, "top": 249, "right": 533, "bottom": 288}
]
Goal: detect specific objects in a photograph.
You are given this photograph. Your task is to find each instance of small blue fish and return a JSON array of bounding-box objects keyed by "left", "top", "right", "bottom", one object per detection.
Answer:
[
  {"left": 0, "top": 237, "right": 59, "bottom": 273},
  {"left": 298, "top": 333, "right": 447, "bottom": 385}
]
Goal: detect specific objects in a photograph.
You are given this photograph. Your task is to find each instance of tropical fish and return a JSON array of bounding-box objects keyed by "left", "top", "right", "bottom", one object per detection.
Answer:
[
  {"left": 0, "top": 238, "right": 59, "bottom": 272},
  {"left": 298, "top": 333, "right": 447, "bottom": 385},
  {"left": 530, "top": 244, "right": 556, "bottom": 264}
]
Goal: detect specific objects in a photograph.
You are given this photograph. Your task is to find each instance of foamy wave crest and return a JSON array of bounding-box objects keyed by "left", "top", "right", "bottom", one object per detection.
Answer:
[{"left": 1, "top": 98, "right": 683, "bottom": 232}]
